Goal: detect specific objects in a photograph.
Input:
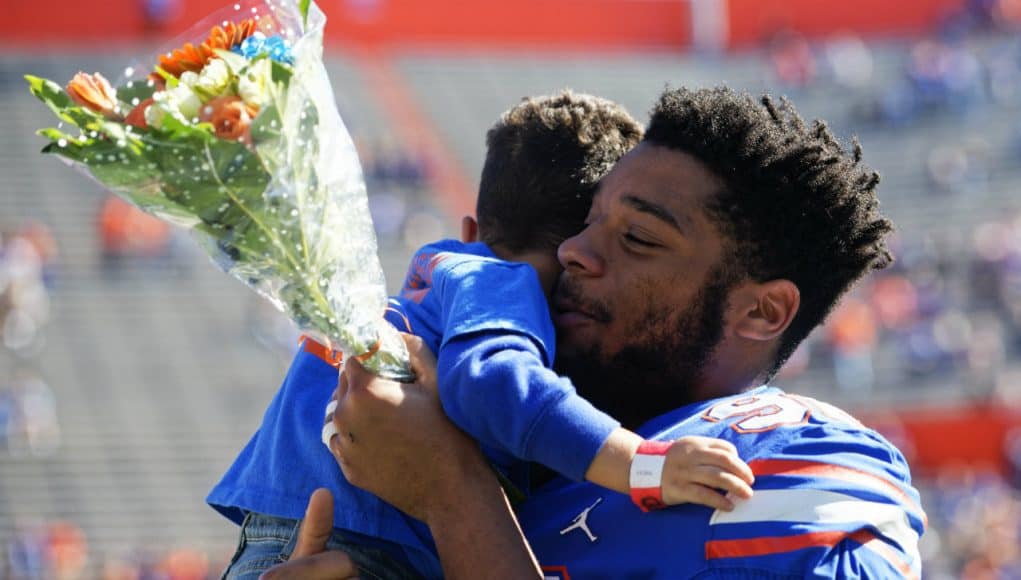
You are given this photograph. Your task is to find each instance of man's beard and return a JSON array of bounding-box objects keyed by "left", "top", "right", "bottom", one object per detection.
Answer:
[{"left": 554, "top": 266, "right": 734, "bottom": 431}]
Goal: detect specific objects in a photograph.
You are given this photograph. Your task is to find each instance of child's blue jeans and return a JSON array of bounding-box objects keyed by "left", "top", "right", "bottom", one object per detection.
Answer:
[{"left": 220, "top": 512, "right": 424, "bottom": 580}]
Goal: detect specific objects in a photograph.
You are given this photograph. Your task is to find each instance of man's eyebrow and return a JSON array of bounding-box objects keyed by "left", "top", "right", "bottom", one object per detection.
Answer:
[{"left": 621, "top": 194, "right": 686, "bottom": 233}]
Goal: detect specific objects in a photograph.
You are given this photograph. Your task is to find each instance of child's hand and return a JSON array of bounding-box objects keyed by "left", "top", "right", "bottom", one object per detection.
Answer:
[{"left": 658, "top": 436, "right": 754, "bottom": 511}]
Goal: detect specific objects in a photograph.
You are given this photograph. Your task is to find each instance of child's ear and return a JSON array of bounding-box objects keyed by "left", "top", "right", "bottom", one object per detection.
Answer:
[
  {"left": 731, "top": 280, "right": 800, "bottom": 341},
  {"left": 460, "top": 216, "right": 479, "bottom": 243}
]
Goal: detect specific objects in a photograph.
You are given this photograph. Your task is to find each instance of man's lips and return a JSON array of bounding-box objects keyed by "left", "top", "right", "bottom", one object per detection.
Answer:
[
  {"left": 554, "top": 299, "right": 605, "bottom": 327},
  {"left": 555, "top": 309, "right": 595, "bottom": 328},
  {"left": 553, "top": 275, "right": 612, "bottom": 326}
]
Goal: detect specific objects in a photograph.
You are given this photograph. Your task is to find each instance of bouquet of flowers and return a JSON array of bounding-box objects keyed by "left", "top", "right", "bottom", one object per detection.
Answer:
[{"left": 26, "top": 0, "right": 413, "bottom": 380}]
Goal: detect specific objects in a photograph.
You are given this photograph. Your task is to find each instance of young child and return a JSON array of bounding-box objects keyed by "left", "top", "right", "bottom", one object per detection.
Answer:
[{"left": 213, "top": 91, "right": 753, "bottom": 580}]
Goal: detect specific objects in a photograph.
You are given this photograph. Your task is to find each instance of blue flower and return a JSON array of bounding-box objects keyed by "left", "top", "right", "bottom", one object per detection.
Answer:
[{"left": 232, "top": 32, "right": 295, "bottom": 65}]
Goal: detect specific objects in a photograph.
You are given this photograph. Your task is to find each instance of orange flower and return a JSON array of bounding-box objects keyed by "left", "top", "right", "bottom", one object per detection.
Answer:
[
  {"left": 124, "top": 97, "right": 154, "bottom": 129},
  {"left": 158, "top": 19, "right": 257, "bottom": 78},
  {"left": 199, "top": 96, "right": 259, "bottom": 144},
  {"left": 66, "top": 72, "right": 120, "bottom": 119}
]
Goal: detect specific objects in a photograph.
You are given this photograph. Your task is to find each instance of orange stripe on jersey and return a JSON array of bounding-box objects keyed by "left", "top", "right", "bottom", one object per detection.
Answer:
[
  {"left": 706, "top": 530, "right": 917, "bottom": 579},
  {"left": 849, "top": 530, "right": 919, "bottom": 580},
  {"left": 747, "top": 459, "right": 927, "bottom": 528},
  {"left": 301, "top": 336, "right": 343, "bottom": 368},
  {"left": 541, "top": 565, "right": 572, "bottom": 579},
  {"left": 706, "top": 529, "right": 846, "bottom": 559}
]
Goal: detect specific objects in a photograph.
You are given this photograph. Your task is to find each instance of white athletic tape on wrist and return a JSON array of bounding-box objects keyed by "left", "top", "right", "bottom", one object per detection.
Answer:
[
  {"left": 325, "top": 400, "right": 338, "bottom": 419},
  {"left": 321, "top": 421, "right": 338, "bottom": 448},
  {"left": 630, "top": 453, "right": 666, "bottom": 488},
  {"left": 629, "top": 440, "right": 672, "bottom": 512}
]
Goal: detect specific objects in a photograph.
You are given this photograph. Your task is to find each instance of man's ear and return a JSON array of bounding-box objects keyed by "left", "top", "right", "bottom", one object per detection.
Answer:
[
  {"left": 730, "top": 279, "right": 800, "bottom": 341},
  {"left": 460, "top": 216, "right": 479, "bottom": 243}
]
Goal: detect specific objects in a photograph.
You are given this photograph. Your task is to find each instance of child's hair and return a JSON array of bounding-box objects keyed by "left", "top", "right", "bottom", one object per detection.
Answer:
[{"left": 477, "top": 90, "right": 643, "bottom": 253}]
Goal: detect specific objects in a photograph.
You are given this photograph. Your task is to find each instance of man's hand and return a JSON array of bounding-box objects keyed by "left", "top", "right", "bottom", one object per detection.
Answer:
[
  {"left": 324, "top": 333, "right": 543, "bottom": 579},
  {"left": 259, "top": 489, "right": 359, "bottom": 580},
  {"left": 326, "top": 333, "right": 487, "bottom": 522}
]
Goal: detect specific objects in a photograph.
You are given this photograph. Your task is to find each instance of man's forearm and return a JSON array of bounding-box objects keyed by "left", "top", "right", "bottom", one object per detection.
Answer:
[
  {"left": 332, "top": 339, "right": 542, "bottom": 578},
  {"left": 425, "top": 452, "right": 542, "bottom": 580}
]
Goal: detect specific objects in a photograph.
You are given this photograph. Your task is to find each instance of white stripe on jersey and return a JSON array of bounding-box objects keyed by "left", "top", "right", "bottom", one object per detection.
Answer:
[{"left": 710, "top": 488, "right": 921, "bottom": 571}]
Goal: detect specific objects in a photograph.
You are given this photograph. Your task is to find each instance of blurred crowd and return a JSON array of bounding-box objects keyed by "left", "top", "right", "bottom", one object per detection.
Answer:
[
  {"left": 10, "top": 1, "right": 1021, "bottom": 575},
  {"left": 357, "top": 135, "right": 446, "bottom": 253},
  {"left": 778, "top": 213, "right": 1021, "bottom": 401},
  {"left": 767, "top": 0, "right": 1021, "bottom": 182},
  {"left": 0, "top": 222, "right": 56, "bottom": 358},
  {"left": 755, "top": 0, "right": 1021, "bottom": 406},
  {"left": 760, "top": 8, "right": 1021, "bottom": 574},
  {"left": 767, "top": 0, "right": 1021, "bottom": 103},
  {"left": 0, "top": 224, "right": 61, "bottom": 458},
  {"left": 4, "top": 519, "right": 225, "bottom": 580},
  {"left": 919, "top": 468, "right": 1021, "bottom": 579},
  {"left": 97, "top": 196, "right": 174, "bottom": 275},
  {"left": 0, "top": 369, "right": 60, "bottom": 457}
]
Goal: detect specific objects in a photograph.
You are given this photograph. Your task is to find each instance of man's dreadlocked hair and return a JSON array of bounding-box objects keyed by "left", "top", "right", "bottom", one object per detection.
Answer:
[
  {"left": 477, "top": 90, "right": 643, "bottom": 253},
  {"left": 643, "top": 87, "right": 894, "bottom": 378}
]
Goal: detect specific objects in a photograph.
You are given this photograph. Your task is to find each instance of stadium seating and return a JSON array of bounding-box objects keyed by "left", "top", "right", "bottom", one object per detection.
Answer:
[{"left": 2, "top": 35, "right": 1021, "bottom": 573}]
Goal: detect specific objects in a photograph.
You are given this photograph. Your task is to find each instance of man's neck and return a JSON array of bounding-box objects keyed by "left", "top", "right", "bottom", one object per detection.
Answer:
[{"left": 696, "top": 342, "right": 774, "bottom": 401}]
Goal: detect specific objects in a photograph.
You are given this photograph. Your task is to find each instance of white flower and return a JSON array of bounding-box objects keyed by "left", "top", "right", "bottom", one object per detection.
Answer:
[
  {"left": 194, "top": 58, "right": 232, "bottom": 101},
  {"left": 144, "top": 97, "right": 167, "bottom": 128},
  {"left": 238, "top": 58, "right": 273, "bottom": 109},
  {"left": 147, "top": 82, "right": 203, "bottom": 128},
  {"left": 169, "top": 83, "right": 202, "bottom": 120},
  {"left": 178, "top": 71, "right": 200, "bottom": 88}
]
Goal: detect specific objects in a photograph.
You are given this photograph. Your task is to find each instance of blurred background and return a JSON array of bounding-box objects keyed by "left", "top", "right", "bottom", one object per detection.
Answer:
[{"left": 3, "top": 0, "right": 1021, "bottom": 577}]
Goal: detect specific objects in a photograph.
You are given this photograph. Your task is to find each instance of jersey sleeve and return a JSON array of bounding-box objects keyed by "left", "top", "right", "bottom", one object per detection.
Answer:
[
  {"left": 434, "top": 256, "right": 558, "bottom": 362},
  {"left": 704, "top": 420, "right": 926, "bottom": 579},
  {"left": 437, "top": 332, "right": 620, "bottom": 482}
]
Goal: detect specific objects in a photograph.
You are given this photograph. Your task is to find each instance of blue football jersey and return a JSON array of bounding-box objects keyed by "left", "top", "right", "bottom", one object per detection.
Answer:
[{"left": 517, "top": 386, "right": 926, "bottom": 579}]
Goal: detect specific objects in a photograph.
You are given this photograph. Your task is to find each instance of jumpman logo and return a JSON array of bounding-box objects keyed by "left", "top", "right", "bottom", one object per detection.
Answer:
[{"left": 559, "top": 497, "right": 603, "bottom": 543}]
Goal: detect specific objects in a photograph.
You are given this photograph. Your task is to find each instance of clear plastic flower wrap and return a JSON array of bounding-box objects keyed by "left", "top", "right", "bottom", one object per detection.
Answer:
[{"left": 26, "top": 0, "right": 413, "bottom": 380}]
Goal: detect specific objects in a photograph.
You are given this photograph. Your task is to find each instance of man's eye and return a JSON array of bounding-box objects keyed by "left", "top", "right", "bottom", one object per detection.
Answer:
[{"left": 624, "top": 233, "right": 657, "bottom": 248}]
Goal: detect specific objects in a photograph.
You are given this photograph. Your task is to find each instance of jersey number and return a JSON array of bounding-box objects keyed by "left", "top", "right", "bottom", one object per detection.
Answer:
[{"left": 703, "top": 394, "right": 810, "bottom": 433}]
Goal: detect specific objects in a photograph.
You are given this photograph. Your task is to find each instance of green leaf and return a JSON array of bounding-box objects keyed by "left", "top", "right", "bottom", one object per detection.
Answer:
[
  {"left": 299, "top": 0, "right": 311, "bottom": 26},
  {"left": 250, "top": 102, "right": 282, "bottom": 149},
  {"left": 117, "top": 79, "right": 157, "bottom": 106},
  {"left": 156, "top": 112, "right": 217, "bottom": 143},
  {"left": 152, "top": 66, "right": 178, "bottom": 88},
  {"left": 25, "top": 75, "right": 73, "bottom": 109},
  {"left": 38, "top": 132, "right": 81, "bottom": 157},
  {"left": 41, "top": 132, "right": 170, "bottom": 213},
  {"left": 25, "top": 74, "right": 118, "bottom": 134},
  {"left": 270, "top": 60, "right": 293, "bottom": 85},
  {"left": 38, "top": 127, "right": 71, "bottom": 142}
]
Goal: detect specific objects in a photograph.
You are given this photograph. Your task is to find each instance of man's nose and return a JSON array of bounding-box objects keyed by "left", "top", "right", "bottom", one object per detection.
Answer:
[{"left": 558, "top": 230, "right": 604, "bottom": 277}]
